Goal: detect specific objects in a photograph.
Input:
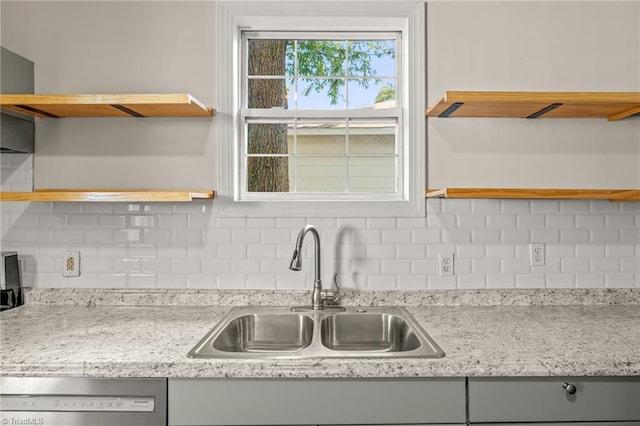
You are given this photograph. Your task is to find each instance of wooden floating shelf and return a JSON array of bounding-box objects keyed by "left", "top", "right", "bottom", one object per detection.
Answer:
[
  {"left": 426, "top": 91, "right": 640, "bottom": 121},
  {"left": 426, "top": 188, "right": 640, "bottom": 202},
  {"left": 0, "top": 94, "right": 215, "bottom": 118},
  {"left": 0, "top": 189, "right": 215, "bottom": 202}
]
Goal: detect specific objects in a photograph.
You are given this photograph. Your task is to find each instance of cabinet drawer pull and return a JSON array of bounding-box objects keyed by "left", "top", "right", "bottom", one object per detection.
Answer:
[{"left": 562, "top": 382, "right": 577, "bottom": 395}]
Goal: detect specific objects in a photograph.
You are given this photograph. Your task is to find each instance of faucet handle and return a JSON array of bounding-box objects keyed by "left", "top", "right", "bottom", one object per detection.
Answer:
[{"left": 321, "top": 273, "right": 341, "bottom": 306}]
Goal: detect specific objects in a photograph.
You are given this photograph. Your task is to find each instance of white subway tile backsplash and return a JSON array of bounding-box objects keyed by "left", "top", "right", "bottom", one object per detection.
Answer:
[
  {"left": 367, "top": 275, "right": 398, "bottom": 290},
  {"left": 411, "top": 259, "right": 438, "bottom": 274},
  {"left": 487, "top": 214, "right": 517, "bottom": 229},
  {"left": 576, "top": 214, "right": 605, "bottom": 228},
  {"left": 140, "top": 229, "right": 171, "bottom": 244},
  {"left": 397, "top": 218, "right": 427, "bottom": 229},
  {"left": 98, "top": 215, "right": 127, "bottom": 228},
  {"left": 590, "top": 229, "right": 620, "bottom": 244},
  {"left": 246, "top": 218, "right": 276, "bottom": 229},
  {"left": 560, "top": 200, "right": 590, "bottom": 213},
  {"left": 367, "top": 218, "right": 396, "bottom": 230},
  {"left": 456, "top": 214, "right": 486, "bottom": 229},
  {"left": 546, "top": 214, "right": 575, "bottom": 228},
  {"left": 141, "top": 259, "right": 172, "bottom": 274},
  {"left": 561, "top": 258, "right": 590, "bottom": 273},
  {"left": 517, "top": 214, "right": 545, "bottom": 229},
  {"left": 486, "top": 273, "right": 516, "bottom": 288},
  {"left": 51, "top": 202, "right": 83, "bottom": 214},
  {"left": 501, "top": 229, "right": 530, "bottom": 244},
  {"left": 247, "top": 274, "right": 277, "bottom": 289},
  {"left": 442, "top": 229, "right": 471, "bottom": 244},
  {"left": 158, "top": 214, "right": 187, "bottom": 229},
  {"left": 366, "top": 245, "right": 396, "bottom": 260},
  {"left": 620, "top": 257, "right": 639, "bottom": 273},
  {"left": 471, "top": 199, "right": 501, "bottom": 213},
  {"left": 472, "top": 259, "right": 501, "bottom": 274},
  {"left": 591, "top": 258, "right": 620, "bottom": 273},
  {"left": 84, "top": 229, "right": 113, "bottom": 244},
  {"left": 516, "top": 274, "right": 545, "bottom": 288},
  {"left": 428, "top": 275, "right": 456, "bottom": 290},
  {"left": 530, "top": 200, "right": 561, "bottom": 214},
  {"left": 396, "top": 244, "right": 426, "bottom": 259},
  {"left": 276, "top": 274, "right": 308, "bottom": 290},
  {"left": 396, "top": 275, "right": 426, "bottom": 290},
  {"left": 411, "top": 229, "right": 441, "bottom": 244},
  {"left": 188, "top": 274, "right": 219, "bottom": 289},
  {"left": 114, "top": 229, "right": 142, "bottom": 244},
  {"left": 381, "top": 229, "right": 411, "bottom": 244},
  {"left": 575, "top": 273, "right": 605, "bottom": 288},
  {"left": 620, "top": 229, "right": 640, "bottom": 244},
  {"left": 230, "top": 259, "right": 261, "bottom": 274},
  {"left": 157, "top": 274, "right": 188, "bottom": 288},
  {"left": 81, "top": 203, "right": 112, "bottom": 214},
  {"left": 2, "top": 198, "right": 638, "bottom": 290},
  {"left": 247, "top": 244, "right": 276, "bottom": 259},
  {"left": 485, "top": 244, "right": 515, "bottom": 259},
  {"left": 427, "top": 213, "right": 456, "bottom": 229},
  {"left": 441, "top": 199, "right": 471, "bottom": 213},
  {"left": 606, "top": 214, "right": 635, "bottom": 228},
  {"left": 531, "top": 229, "right": 560, "bottom": 243},
  {"left": 66, "top": 214, "right": 97, "bottom": 228},
  {"left": 546, "top": 273, "right": 576, "bottom": 288},
  {"left": 605, "top": 273, "right": 636, "bottom": 288},
  {"left": 173, "top": 229, "right": 203, "bottom": 245},
  {"left": 560, "top": 229, "right": 590, "bottom": 244},
  {"left": 500, "top": 199, "right": 530, "bottom": 213},
  {"left": 471, "top": 229, "right": 501, "bottom": 244},
  {"left": 380, "top": 259, "right": 410, "bottom": 275},
  {"left": 575, "top": 244, "right": 605, "bottom": 258},
  {"left": 458, "top": 274, "right": 486, "bottom": 289},
  {"left": 501, "top": 259, "right": 531, "bottom": 274},
  {"left": 231, "top": 229, "right": 261, "bottom": 244}
]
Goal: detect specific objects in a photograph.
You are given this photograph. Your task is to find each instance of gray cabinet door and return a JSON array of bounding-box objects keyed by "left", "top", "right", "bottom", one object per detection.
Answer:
[
  {"left": 169, "top": 378, "right": 465, "bottom": 426},
  {"left": 469, "top": 377, "right": 640, "bottom": 423}
]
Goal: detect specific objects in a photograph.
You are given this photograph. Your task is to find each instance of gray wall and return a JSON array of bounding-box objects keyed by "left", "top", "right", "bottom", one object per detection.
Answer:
[
  {"left": 1, "top": 1, "right": 217, "bottom": 190},
  {"left": 427, "top": 1, "right": 640, "bottom": 189}
]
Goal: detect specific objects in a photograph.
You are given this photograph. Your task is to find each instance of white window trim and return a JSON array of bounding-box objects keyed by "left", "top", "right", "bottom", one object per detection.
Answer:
[{"left": 217, "top": 1, "right": 425, "bottom": 217}]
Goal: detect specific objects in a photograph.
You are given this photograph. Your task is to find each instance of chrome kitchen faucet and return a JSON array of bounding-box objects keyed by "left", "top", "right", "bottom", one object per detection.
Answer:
[{"left": 289, "top": 224, "right": 340, "bottom": 310}]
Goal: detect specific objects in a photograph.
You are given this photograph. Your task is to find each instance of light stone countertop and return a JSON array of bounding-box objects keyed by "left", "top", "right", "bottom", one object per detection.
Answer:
[{"left": 1, "top": 289, "right": 639, "bottom": 378}]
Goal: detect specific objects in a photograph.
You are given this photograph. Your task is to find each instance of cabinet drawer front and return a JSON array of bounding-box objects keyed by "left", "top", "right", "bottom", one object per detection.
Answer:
[
  {"left": 169, "top": 378, "right": 465, "bottom": 426},
  {"left": 469, "top": 377, "right": 640, "bottom": 423}
]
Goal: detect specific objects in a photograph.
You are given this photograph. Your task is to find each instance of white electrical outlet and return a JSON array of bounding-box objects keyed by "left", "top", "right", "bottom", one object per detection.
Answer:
[
  {"left": 530, "top": 243, "right": 545, "bottom": 267},
  {"left": 439, "top": 252, "right": 454, "bottom": 277},
  {"left": 63, "top": 251, "right": 80, "bottom": 277}
]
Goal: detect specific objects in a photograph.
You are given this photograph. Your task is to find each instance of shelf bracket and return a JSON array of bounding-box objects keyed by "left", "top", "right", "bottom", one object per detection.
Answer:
[
  {"left": 526, "top": 103, "right": 562, "bottom": 119},
  {"left": 608, "top": 106, "right": 640, "bottom": 122},
  {"left": 439, "top": 102, "right": 464, "bottom": 117},
  {"left": 15, "top": 104, "right": 59, "bottom": 118},
  {"left": 110, "top": 104, "right": 144, "bottom": 117}
]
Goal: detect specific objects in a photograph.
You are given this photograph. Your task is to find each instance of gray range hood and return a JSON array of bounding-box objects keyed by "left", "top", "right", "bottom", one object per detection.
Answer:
[{"left": 1, "top": 46, "right": 34, "bottom": 153}]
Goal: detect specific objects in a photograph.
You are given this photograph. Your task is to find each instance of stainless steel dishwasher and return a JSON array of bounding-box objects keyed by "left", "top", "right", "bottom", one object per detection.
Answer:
[{"left": 0, "top": 377, "right": 167, "bottom": 426}]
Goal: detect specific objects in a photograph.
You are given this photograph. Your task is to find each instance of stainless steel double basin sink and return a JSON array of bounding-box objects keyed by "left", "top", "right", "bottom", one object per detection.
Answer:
[{"left": 188, "top": 306, "right": 444, "bottom": 359}]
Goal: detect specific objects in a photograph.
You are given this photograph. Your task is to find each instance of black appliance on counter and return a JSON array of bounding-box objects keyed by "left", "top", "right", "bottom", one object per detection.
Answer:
[{"left": 1, "top": 251, "right": 24, "bottom": 311}]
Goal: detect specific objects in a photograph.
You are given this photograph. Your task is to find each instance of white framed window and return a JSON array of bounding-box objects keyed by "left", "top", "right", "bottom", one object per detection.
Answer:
[{"left": 217, "top": 2, "right": 425, "bottom": 217}]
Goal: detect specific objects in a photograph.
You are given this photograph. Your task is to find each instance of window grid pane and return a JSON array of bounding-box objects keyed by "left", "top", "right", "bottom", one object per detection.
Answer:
[
  {"left": 245, "top": 118, "right": 397, "bottom": 194},
  {"left": 242, "top": 31, "right": 401, "bottom": 197}
]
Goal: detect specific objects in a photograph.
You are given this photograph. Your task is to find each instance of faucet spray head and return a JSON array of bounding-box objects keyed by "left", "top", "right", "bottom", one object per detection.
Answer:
[{"left": 289, "top": 249, "right": 302, "bottom": 271}]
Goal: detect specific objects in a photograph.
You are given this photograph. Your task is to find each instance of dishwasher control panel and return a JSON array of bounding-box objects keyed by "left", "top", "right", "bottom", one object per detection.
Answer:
[{"left": 1, "top": 395, "right": 155, "bottom": 412}]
